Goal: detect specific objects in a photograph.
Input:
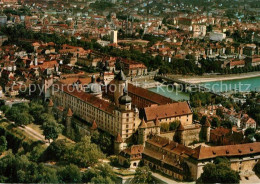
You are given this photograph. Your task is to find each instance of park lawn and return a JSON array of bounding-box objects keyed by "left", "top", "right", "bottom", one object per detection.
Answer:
[
  {"left": 0, "top": 120, "right": 39, "bottom": 143},
  {"left": 27, "top": 123, "right": 43, "bottom": 134}
]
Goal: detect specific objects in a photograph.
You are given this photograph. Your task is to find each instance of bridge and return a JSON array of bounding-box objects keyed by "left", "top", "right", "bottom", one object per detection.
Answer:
[{"left": 154, "top": 75, "right": 222, "bottom": 96}]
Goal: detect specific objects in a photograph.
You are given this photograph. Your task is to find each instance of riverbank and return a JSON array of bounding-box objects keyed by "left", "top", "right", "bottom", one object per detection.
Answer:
[{"left": 178, "top": 72, "right": 260, "bottom": 84}]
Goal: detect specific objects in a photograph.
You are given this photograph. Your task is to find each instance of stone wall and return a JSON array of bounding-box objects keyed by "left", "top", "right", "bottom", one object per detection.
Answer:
[
  {"left": 189, "top": 156, "right": 260, "bottom": 180},
  {"left": 231, "top": 157, "right": 260, "bottom": 172},
  {"left": 160, "top": 131, "right": 176, "bottom": 141},
  {"left": 182, "top": 128, "right": 201, "bottom": 146},
  {"left": 185, "top": 160, "right": 200, "bottom": 180}
]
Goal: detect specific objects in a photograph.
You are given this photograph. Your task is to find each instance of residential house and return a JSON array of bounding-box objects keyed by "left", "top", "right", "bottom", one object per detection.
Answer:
[{"left": 241, "top": 114, "right": 257, "bottom": 129}]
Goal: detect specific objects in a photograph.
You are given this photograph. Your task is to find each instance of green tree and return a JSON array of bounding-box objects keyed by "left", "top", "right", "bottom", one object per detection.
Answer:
[
  {"left": 255, "top": 133, "right": 260, "bottom": 142},
  {"left": 42, "top": 139, "right": 72, "bottom": 162},
  {"left": 42, "top": 119, "right": 64, "bottom": 143},
  {"left": 91, "top": 130, "right": 100, "bottom": 144},
  {"left": 109, "top": 157, "right": 120, "bottom": 167},
  {"left": 197, "top": 158, "right": 239, "bottom": 183},
  {"left": 82, "top": 163, "right": 116, "bottom": 183},
  {"left": 98, "top": 132, "right": 113, "bottom": 154},
  {"left": 211, "top": 117, "right": 220, "bottom": 127},
  {"left": 254, "top": 161, "right": 260, "bottom": 176},
  {"left": 216, "top": 108, "right": 224, "bottom": 118},
  {"left": 207, "top": 25, "right": 213, "bottom": 32},
  {"left": 16, "top": 112, "right": 31, "bottom": 126},
  {"left": 132, "top": 166, "right": 153, "bottom": 183},
  {"left": 0, "top": 105, "right": 10, "bottom": 114},
  {"left": 39, "top": 113, "right": 55, "bottom": 125},
  {"left": 29, "top": 102, "right": 45, "bottom": 124},
  {"left": 94, "top": 164, "right": 116, "bottom": 181},
  {"left": 28, "top": 145, "right": 45, "bottom": 162},
  {"left": 36, "top": 163, "right": 59, "bottom": 183},
  {"left": 200, "top": 116, "right": 207, "bottom": 125},
  {"left": 57, "top": 164, "right": 82, "bottom": 183},
  {"left": 214, "top": 157, "right": 229, "bottom": 165},
  {"left": 5, "top": 104, "right": 33, "bottom": 126},
  {"left": 160, "top": 123, "right": 169, "bottom": 132},
  {"left": 221, "top": 120, "right": 233, "bottom": 129},
  {"left": 244, "top": 127, "right": 255, "bottom": 137},
  {"left": 123, "top": 159, "right": 131, "bottom": 168},
  {"left": 0, "top": 136, "right": 7, "bottom": 154},
  {"left": 64, "top": 136, "right": 104, "bottom": 167},
  {"left": 169, "top": 121, "right": 180, "bottom": 131},
  {"left": 91, "top": 175, "right": 114, "bottom": 184},
  {"left": 193, "top": 112, "right": 199, "bottom": 121},
  {"left": 0, "top": 152, "right": 58, "bottom": 183}
]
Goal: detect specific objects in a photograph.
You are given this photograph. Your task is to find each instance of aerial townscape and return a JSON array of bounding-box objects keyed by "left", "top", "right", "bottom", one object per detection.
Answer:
[{"left": 0, "top": 0, "right": 260, "bottom": 183}]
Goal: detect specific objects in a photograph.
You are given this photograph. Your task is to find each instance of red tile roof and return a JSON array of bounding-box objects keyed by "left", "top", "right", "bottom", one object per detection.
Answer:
[
  {"left": 144, "top": 102, "right": 192, "bottom": 121},
  {"left": 145, "top": 136, "right": 194, "bottom": 158},
  {"left": 54, "top": 82, "right": 116, "bottom": 114},
  {"left": 229, "top": 60, "right": 245, "bottom": 66},
  {"left": 128, "top": 83, "right": 174, "bottom": 105},
  {"left": 121, "top": 145, "right": 144, "bottom": 156},
  {"left": 30, "top": 60, "right": 58, "bottom": 70},
  {"left": 121, "top": 58, "right": 147, "bottom": 69},
  {"left": 193, "top": 142, "right": 260, "bottom": 160},
  {"left": 211, "top": 127, "right": 230, "bottom": 137}
]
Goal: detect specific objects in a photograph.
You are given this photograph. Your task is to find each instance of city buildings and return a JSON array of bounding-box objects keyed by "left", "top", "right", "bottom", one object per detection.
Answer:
[{"left": 0, "top": 0, "right": 259, "bottom": 183}]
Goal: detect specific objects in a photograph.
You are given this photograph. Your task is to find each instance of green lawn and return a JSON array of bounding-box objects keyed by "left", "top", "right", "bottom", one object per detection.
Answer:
[{"left": 0, "top": 120, "right": 39, "bottom": 143}]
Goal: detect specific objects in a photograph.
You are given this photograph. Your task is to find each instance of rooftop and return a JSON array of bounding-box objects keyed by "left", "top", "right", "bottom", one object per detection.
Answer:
[
  {"left": 193, "top": 142, "right": 260, "bottom": 160},
  {"left": 144, "top": 102, "right": 192, "bottom": 121}
]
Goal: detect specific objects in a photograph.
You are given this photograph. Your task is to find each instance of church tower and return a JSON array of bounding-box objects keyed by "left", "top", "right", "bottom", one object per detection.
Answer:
[{"left": 114, "top": 70, "right": 126, "bottom": 106}]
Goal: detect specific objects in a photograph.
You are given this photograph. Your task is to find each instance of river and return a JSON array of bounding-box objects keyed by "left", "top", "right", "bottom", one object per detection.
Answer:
[
  {"left": 149, "top": 76, "right": 260, "bottom": 101},
  {"left": 200, "top": 76, "right": 260, "bottom": 93},
  {"left": 149, "top": 85, "right": 190, "bottom": 101}
]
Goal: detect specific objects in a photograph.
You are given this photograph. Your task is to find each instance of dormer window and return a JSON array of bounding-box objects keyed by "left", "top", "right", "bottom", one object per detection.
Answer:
[
  {"left": 212, "top": 151, "right": 216, "bottom": 155},
  {"left": 226, "top": 150, "right": 229, "bottom": 154},
  {"left": 250, "top": 148, "right": 253, "bottom": 152}
]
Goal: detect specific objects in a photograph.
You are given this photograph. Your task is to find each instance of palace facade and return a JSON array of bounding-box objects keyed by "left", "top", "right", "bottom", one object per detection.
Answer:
[{"left": 50, "top": 69, "right": 197, "bottom": 153}]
